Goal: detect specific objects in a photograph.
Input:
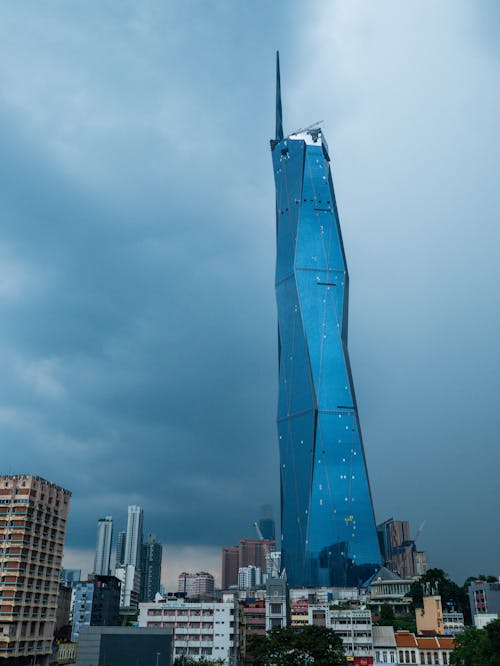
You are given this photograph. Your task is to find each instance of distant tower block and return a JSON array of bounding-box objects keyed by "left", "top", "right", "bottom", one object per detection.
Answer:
[{"left": 259, "top": 504, "right": 276, "bottom": 541}]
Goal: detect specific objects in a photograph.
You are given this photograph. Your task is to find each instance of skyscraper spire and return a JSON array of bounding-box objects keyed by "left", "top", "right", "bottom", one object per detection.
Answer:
[{"left": 275, "top": 51, "right": 284, "bottom": 141}]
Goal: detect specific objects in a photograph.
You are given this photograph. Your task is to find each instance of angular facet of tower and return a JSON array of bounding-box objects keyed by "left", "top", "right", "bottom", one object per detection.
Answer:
[{"left": 271, "top": 53, "right": 381, "bottom": 588}]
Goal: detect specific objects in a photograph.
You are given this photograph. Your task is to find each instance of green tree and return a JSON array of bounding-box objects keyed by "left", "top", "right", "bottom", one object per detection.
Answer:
[
  {"left": 375, "top": 604, "right": 416, "bottom": 633},
  {"left": 485, "top": 618, "right": 500, "bottom": 659},
  {"left": 451, "top": 619, "right": 500, "bottom": 666},
  {"left": 249, "top": 625, "right": 345, "bottom": 665},
  {"left": 379, "top": 603, "right": 395, "bottom": 625}
]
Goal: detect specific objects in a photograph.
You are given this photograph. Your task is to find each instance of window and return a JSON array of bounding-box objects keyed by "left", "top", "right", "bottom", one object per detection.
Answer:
[
  {"left": 271, "top": 603, "right": 282, "bottom": 614},
  {"left": 433, "top": 653, "right": 439, "bottom": 665},
  {"left": 412, "top": 653, "right": 416, "bottom": 664},
  {"left": 443, "top": 654, "right": 448, "bottom": 665},
  {"left": 405, "top": 651, "right": 410, "bottom": 663}
]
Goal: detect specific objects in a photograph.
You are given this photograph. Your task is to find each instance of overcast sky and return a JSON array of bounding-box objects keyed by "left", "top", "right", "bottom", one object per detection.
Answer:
[{"left": 0, "top": 1, "right": 498, "bottom": 588}]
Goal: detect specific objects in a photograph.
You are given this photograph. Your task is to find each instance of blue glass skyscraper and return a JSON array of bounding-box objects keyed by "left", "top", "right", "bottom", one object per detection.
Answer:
[{"left": 271, "top": 54, "right": 380, "bottom": 588}]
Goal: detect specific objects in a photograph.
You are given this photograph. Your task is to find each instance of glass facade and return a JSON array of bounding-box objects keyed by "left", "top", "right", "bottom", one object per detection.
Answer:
[{"left": 271, "top": 55, "right": 380, "bottom": 588}]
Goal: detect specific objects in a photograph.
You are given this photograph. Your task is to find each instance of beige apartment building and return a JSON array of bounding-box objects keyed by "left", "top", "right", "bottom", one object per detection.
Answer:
[{"left": 0, "top": 475, "right": 71, "bottom": 665}]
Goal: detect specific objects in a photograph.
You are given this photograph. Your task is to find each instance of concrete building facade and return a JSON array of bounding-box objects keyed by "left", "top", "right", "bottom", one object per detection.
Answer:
[
  {"left": 309, "top": 607, "right": 373, "bottom": 660},
  {"left": 178, "top": 572, "right": 215, "bottom": 599},
  {"left": 139, "top": 594, "right": 240, "bottom": 665},
  {"left": 71, "top": 575, "right": 121, "bottom": 642},
  {"left": 0, "top": 474, "right": 71, "bottom": 666},
  {"left": 115, "top": 565, "right": 140, "bottom": 609}
]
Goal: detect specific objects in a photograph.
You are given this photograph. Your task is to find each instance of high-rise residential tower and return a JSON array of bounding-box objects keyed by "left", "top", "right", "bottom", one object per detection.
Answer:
[
  {"left": 0, "top": 475, "right": 71, "bottom": 665},
  {"left": 93, "top": 515, "right": 113, "bottom": 576},
  {"left": 123, "top": 505, "right": 143, "bottom": 568},
  {"left": 140, "top": 534, "right": 163, "bottom": 602},
  {"left": 116, "top": 530, "right": 126, "bottom": 567},
  {"left": 271, "top": 54, "right": 380, "bottom": 587}
]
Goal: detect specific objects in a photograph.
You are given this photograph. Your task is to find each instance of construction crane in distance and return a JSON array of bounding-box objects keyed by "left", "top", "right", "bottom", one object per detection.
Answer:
[{"left": 253, "top": 522, "right": 283, "bottom": 579}]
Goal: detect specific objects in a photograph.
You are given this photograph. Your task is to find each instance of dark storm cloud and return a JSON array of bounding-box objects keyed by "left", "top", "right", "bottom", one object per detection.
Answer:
[{"left": 0, "top": 1, "right": 498, "bottom": 582}]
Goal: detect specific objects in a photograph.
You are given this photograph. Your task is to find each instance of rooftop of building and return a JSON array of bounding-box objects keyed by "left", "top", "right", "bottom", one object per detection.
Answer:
[
  {"left": 0, "top": 473, "right": 72, "bottom": 495},
  {"left": 373, "top": 625, "right": 397, "bottom": 647},
  {"left": 394, "top": 631, "right": 455, "bottom": 650}
]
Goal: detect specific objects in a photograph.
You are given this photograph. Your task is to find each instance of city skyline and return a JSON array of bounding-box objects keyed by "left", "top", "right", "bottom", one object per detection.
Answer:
[{"left": 0, "top": 1, "right": 498, "bottom": 584}]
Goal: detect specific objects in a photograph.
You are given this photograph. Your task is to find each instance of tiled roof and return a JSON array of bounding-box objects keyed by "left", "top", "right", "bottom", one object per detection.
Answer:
[
  {"left": 394, "top": 632, "right": 455, "bottom": 650},
  {"left": 395, "top": 631, "right": 418, "bottom": 647}
]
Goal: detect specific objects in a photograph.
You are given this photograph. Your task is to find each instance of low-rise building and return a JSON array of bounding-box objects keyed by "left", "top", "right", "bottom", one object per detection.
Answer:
[
  {"left": 473, "top": 612, "right": 500, "bottom": 629},
  {"left": 394, "top": 631, "right": 454, "bottom": 665},
  {"left": 240, "top": 599, "right": 265, "bottom": 664},
  {"left": 265, "top": 577, "right": 288, "bottom": 631},
  {"left": 290, "top": 598, "right": 309, "bottom": 628},
  {"left": 442, "top": 610, "right": 464, "bottom": 635},
  {"left": 71, "top": 575, "right": 120, "bottom": 642},
  {"left": 373, "top": 625, "right": 397, "bottom": 664},
  {"left": 367, "top": 567, "right": 414, "bottom": 616},
  {"left": 468, "top": 579, "right": 500, "bottom": 616},
  {"left": 309, "top": 607, "right": 373, "bottom": 660},
  {"left": 138, "top": 593, "right": 240, "bottom": 665},
  {"left": 75, "top": 626, "right": 173, "bottom": 666},
  {"left": 289, "top": 586, "right": 362, "bottom": 604}
]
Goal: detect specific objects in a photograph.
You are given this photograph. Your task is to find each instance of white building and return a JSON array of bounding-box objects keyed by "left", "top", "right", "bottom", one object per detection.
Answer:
[
  {"left": 138, "top": 594, "right": 240, "bottom": 665},
  {"left": 473, "top": 613, "right": 500, "bottom": 629},
  {"left": 115, "top": 564, "right": 141, "bottom": 608},
  {"left": 309, "top": 607, "right": 373, "bottom": 660},
  {"left": 373, "top": 625, "right": 397, "bottom": 664},
  {"left": 443, "top": 611, "right": 464, "bottom": 635},
  {"left": 289, "top": 586, "right": 363, "bottom": 604},
  {"left": 93, "top": 515, "right": 113, "bottom": 576},
  {"left": 238, "top": 565, "right": 262, "bottom": 590},
  {"left": 124, "top": 505, "right": 144, "bottom": 568}
]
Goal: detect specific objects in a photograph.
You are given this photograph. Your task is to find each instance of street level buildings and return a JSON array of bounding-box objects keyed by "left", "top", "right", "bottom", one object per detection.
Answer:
[
  {"left": 309, "top": 607, "right": 373, "bottom": 660},
  {"left": 93, "top": 515, "right": 113, "bottom": 576},
  {"left": 0, "top": 474, "right": 71, "bottom": 666},
  {"left": 76, "top": 626, "right": 173, "bottom": 666},
  {"left": 139, "top": 594, "right": 240, "bottom": 665},
  {"left": 71, "top": 575, "right": 121, "bottom": 642},
  {"left": 271, "top": 53, "right": 380, "bottom": 587}
]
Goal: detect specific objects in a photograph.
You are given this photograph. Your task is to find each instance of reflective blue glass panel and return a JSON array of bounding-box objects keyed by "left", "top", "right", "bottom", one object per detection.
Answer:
[{"left": 273, "top": 129, "right": 380, "bottom": 588}]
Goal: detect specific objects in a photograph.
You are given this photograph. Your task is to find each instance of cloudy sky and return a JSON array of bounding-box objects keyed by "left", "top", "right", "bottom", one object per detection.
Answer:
[{"left": 0, "top": 1, "right": 498, "bottom": 587}]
